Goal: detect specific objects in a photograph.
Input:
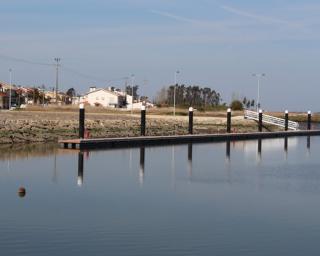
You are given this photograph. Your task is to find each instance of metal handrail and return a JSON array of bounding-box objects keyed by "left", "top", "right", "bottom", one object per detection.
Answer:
[{"left": 244, "top": 110, "right": 299, "bottom": 130}]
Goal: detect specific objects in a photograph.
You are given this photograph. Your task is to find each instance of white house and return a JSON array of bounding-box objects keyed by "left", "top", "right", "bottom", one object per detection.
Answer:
[{"left": 81, "top": 87, "right": 126, "bottom": 108}]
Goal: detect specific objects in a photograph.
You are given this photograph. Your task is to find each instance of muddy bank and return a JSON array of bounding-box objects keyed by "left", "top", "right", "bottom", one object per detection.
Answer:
[{"left": 0, "top": 110, "right": 278, "bottom": 144}]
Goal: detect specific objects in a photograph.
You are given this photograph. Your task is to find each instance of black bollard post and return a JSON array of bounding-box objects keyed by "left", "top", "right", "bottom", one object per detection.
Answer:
[
  {"left": 77, "top": 152, "right": 84, "bottom": 187},
  {"left": 258, "top": 109, "right": 263, "bottom": 132},
  {"left": 307, "top": 111, "right": 312, "bottom": 130},
  {"left": 227, "top": 108, "right": 231, "bottom": 133},
  {"left": 79, "top": 103, "right": 85, "bottom": 139},
  {"left": 140, "top": 105, "right": 146, "bottom": 136},
  {"left": 284, "top": 110, "right": 289, "bottom": 131},
  {"left": 188, "top": 107, "right": 193, "bottom": 134}
]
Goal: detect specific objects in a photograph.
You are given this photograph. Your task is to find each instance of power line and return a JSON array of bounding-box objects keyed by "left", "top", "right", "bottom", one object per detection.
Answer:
[
  {"left": 0, "top": 53, "right": 130, "bottom": 86},
  {"left": 0, "top": 54, "right": 54, "bottom": 66},
  {"left": 61, "top": 66, "right": 129, "bottom": 85},
  {"left": 60, "top": 65, "right": 107, "bottom": 83}
]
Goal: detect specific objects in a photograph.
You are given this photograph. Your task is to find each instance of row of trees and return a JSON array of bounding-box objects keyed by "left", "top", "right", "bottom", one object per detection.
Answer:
[
  {"left": 242, "top": 97, "right": 255, "bottom": 109},
  {"left": 155, "top": 85, "right": 222, "bottom": 108},
  {"left": 125, "top": 85, "right": 139, "bottom": 101}
]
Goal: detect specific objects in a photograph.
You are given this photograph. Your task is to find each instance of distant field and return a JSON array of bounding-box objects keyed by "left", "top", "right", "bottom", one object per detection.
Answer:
[{"left": 17, "top": 105, "right": 320, "bottom": 122}]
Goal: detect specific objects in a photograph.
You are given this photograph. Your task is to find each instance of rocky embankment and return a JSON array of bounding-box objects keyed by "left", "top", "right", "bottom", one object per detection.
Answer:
[{"left": 0, "top": 110, "right": 269, "bottom": 144}]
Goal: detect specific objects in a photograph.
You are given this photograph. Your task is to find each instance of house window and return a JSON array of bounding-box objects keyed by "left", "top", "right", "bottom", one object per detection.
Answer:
[
  {"left": 96, "top": 97, "right": 99, "bottom": 100},
  {"left": 101, "top": 97, "right": 105, "bottom": 100}
]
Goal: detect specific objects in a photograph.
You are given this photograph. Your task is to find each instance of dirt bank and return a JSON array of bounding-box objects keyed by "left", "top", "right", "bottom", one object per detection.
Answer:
[{"left": 0, "top": 109, "right": 281, "bottom": 144}]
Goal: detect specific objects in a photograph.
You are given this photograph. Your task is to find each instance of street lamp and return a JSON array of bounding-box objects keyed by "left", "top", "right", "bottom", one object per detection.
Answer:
[
  {"left": 131, "top": 74, "right": 135, "bottom": 115},
  {"left": 54, "top": 58, "right": 61, "bottom": 103},
  {"left": 9, "top": 68, "right": 12, "bottom": 110},
  {"left": 252, "top": 73, "right": 266, "bottom": 110},
  {"left": 173, "top": 70, "right": 180, "bottom": 116}
]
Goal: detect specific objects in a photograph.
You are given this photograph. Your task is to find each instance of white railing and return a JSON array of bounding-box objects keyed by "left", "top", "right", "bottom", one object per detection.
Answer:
[{"left": 244, "top": 110, "right": 299, "bottom": 130}]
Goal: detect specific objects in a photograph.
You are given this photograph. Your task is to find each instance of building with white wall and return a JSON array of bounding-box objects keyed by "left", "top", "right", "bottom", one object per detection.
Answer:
[{"left": 81, "top": 87, "right": 126, "bottom": 108}]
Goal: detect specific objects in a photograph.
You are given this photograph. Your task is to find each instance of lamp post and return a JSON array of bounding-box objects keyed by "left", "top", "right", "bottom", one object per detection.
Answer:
[
  {"left": 252, "top": 73, "right": 266, "bottom": 111},
  {"left": 54, "top": 58, "right": 61, "bottom": 104},
  {"left": 9, "top": 68, "right": 12, "bottom": 110},
  {"left": 131, "top": 74, "right": 135, "bottom": 115},
  {"left": 173, "top": 70, "right": 180, "bottom": 116}
]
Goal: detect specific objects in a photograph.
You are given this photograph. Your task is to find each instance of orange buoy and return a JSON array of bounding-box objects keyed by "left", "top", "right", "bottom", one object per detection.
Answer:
[{"left": 18, "top": 187, "right": 26, "bottom": 198}]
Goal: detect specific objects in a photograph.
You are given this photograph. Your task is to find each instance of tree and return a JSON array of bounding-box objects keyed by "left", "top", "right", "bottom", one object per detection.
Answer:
[
  {"left": 155, "top": 84, "right": 223, "bottom": 108},
  {"left": 154, "top": 86, "right": 167, "bottom": 106},
  {"left": 125, "top": 85, "right": 139, "bottom": 101},
  {"left": 65, "top": 88, "right": 76, "bottom": 104},
  {"left": 230, "top": 100, "right": 243, "bottom": 111},
  {"left": 140, "top": 96, "right": 149, "bottom": 102},
  {"left": 66, "top": 88, "right": 76, "bottom": 98},
  {"left": 242, "top": 97, "right": 247, "bottom": 106}
]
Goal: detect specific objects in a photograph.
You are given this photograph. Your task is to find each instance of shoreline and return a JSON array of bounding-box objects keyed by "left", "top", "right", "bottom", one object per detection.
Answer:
[{"left": 0, "top": 108, "right": 317, "bottom": 144}]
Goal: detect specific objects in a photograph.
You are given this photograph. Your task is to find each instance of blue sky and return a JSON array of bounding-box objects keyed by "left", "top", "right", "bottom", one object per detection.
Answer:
[{"left": 1, "top": 0, "right": 320, "bottom": 110}]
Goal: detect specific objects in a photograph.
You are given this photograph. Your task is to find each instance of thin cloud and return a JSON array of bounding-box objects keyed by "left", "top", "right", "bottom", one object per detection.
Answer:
[
  {"left": 149, "top": 9, "right": 224, "bottom": 29},
  {"left": 150, "top": 10, "right": 198, "bottom": 24},
  {"left": 221, "top": 5, "right": 303, "bottom": 29}
]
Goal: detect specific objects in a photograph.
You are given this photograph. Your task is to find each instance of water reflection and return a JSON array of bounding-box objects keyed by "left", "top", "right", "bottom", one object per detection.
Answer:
[
  {"left": 258, "top": 139, "right": 262, "bottom": 162},
  {"left": 52, "top": 152, "right": 58, "bottom": 183},
  {"left": 284, "top": 137, "right": 288, "bottom": 152},
  {"left": 77, "top": 152, "right": 84, "bottom": 187},
  {"left": 284, "top": 137, "right": 288, "bottom": 160},
  {"left": 0, "top": 143, "right": 58, "bottom": 160},
  {"left": 1, "top": 137, "right": 316, "bottom": 189},
  {"left": 72, "top": 136, "right": 311, "bottom": 188},
  {"left": 188, "top": 143, "right": 193, "bottom": 179},
  {"left": 139, "top": 147, "right": 145, "bottom": 185},
  {"left": 226, "top": 140, "right": 231, "bottom": 162},
  {"left": 1, "top": 138, "right": 320, "bottom": 256},
  {"left": 171, "top": 145, "right": 175, "bottom": 188}
]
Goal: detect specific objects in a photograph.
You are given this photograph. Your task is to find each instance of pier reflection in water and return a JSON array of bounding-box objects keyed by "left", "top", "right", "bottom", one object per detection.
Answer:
[
  {"left": 139, "top": 147, "right": 145, "bottom": 185},
  {"left": 77, "top": 152, "right": 84, "bottom": 186},
  {"left": 74, "top": 136, "right": 313, "bottom": 188},
  {"left": 188, "top": 143, "right": 193, "bottom": 179},
  {"left": 0, "top": 136, "right": 320, "bottom": 256}
]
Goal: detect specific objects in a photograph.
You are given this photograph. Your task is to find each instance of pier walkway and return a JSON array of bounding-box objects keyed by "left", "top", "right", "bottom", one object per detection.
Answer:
[
  {"left": 244, "top": 110, "right": 299, "bottom": 130},
  {"left": 60, "top": 130, "right": 320, "bottom": 150}
]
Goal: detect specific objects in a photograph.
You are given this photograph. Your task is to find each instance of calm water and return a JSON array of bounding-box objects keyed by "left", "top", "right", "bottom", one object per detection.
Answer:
[{"left": 0, "top": 137, "right": 320, "bottom": 255}]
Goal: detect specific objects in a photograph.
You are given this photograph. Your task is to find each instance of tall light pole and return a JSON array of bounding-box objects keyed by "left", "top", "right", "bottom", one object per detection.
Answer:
[
  {"left": 9, "top": 68, "right": 12, "bottom": 110},
  {"left": 252, "top": 73, "right": 266, "bottom": 110},
  {"left": 54, "top": 58, "right": 61, "bottom": 103},
  {"left": 131, "top": 74, "right": 135, "bottom": 115},
  {"left": 173, "top": 70, "right": 180, "bottom": 116}
]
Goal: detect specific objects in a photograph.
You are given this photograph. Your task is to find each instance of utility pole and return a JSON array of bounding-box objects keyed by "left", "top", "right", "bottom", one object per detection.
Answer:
[
  {"left": 131, "top": 74, "right": 135, "bottom": 115},
  {"left": 54, "top": 58, "right": 61, "bottom": 104},
  {"left": 252, "top": 73, "right": 266, "bottom": 111},
  {"left": 9, "top": 68, "right": 12, "bottom": 110},
  {"left": 173, "top": 70, "right": 180, "bottom": 117},
  {"left": 41, "top": 84, "right": 45, "bottom": 106}
]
